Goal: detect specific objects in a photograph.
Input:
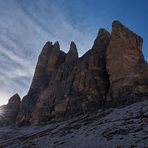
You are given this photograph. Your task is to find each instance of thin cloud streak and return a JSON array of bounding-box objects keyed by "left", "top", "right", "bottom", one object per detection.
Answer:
[{"left": 0, "top": 0, "right": 94, "bottom": 105}]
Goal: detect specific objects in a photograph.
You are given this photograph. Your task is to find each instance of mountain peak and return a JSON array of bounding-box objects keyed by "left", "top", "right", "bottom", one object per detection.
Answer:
[
  {"left": 40, "top": 41, "right": 53, "bottom": 55},
  {"left": 92, "top": 28, "right": 110, "bottom": 50},
  {"left": 65, "top": 41, "right": 78, "bottom": 62},
  {"left": 112, "top": 20, "right": 143, "bottom": 43},
  {"left": 8, "top": 94, "right": 21, "bottom": 104},
  {"left": 53, "top": 41, "right": 60, "bottom": 50},
  {"left": 112, "top": 20, "right": 122, "bottom": 26},
  {"left": 70, "top": 41, "right": 77, "bottom": 49}
]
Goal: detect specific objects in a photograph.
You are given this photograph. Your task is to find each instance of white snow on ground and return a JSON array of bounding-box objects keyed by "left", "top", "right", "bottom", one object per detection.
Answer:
[{"left": 0, "top": 100, "right": 148, "bottom": 148}]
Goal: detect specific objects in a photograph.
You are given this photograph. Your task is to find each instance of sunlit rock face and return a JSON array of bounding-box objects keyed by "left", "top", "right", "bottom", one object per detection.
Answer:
[
  {"left": 16, "top": 29, "right": 110, "bottom": 125},
  {"left": 106, "top": 21, "right": 148, "bottom": 105},
  {"left": 0, "top": 94, "right": 20, "bottom": 126}
]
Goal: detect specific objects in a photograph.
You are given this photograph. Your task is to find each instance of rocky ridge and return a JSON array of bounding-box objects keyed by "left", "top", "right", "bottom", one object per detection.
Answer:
[{"left": 0, "top": 20, "right": 148, "bottom": 127}]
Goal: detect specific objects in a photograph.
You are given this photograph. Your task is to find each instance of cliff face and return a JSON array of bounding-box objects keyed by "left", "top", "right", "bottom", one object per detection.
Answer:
[
  {"left": 0, "top": 20, "right": 147, "bottom": 126},
  {"left": 106, "top": 21, "right": 148, "bottom": 105},
  {"left": 16, "top": 29, "right": 110, "bottom": 125}
]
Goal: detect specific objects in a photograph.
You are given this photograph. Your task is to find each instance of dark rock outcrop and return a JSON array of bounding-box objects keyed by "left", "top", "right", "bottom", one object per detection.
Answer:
[
  {"left": 16, "top": 28, "right": 110, "bottom": 125},
  {"left": 0, "top": 94, "right": 20, "bottom": 126},
  {"left": 106, "top": 21, "right": 148, "bottom": 105}
]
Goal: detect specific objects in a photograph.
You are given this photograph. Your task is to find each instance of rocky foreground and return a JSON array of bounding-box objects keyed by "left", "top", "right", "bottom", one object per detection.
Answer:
[{"left": 0, "top": 100, "right": 148, "bottom": 148}]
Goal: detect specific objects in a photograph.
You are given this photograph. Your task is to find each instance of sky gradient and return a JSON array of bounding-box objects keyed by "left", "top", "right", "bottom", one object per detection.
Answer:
[{"left": 0, "top": 0, "right": 148, "bottom": 105}]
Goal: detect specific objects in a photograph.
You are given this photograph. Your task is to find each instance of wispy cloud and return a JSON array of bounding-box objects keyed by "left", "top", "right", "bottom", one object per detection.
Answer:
[
  {"left": 0, "top": 0, "right": 147, "bottom": 106},
  {"left": 0, "top": 0, "right": 94, "bottom": 105}
]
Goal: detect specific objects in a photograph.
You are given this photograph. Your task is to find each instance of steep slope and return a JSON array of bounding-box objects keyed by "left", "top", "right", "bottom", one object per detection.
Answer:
[
  {"left": 16, "top": 29, "right": 110, "bottom": 125},
  {"left": 0, "top": 100, "right": 148, "bottom": 148}
]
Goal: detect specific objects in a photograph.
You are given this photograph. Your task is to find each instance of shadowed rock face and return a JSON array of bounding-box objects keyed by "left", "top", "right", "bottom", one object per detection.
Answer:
[
  {"left": 106, "top": 21, "right": 148, "bottom": 105},
  {"left": 16, "top": 29, "right": 110, "bottom": 125},
  {"left": 0, "top": 94, "right": 20, "bottom": 126}
]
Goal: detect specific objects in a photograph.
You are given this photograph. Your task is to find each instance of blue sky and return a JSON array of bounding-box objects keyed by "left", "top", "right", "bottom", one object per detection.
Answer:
[{"left": 0, "top": 0, "right": 147, "bottom": 105}]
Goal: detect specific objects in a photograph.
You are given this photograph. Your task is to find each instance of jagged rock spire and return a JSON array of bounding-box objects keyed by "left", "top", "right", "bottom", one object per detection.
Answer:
[
  {"left": 41, "top": 41, "right": 53, "bottom": 55},
  {"left": 8, "top": 94, "right": 21, "bottom": 104},
  {"left": 65, "top": 41, "right": 78, "bottom": 62},
  {"left": 92, "top": 28, "right": 110, "bottom": 50},
  {"left": 112, "top": 20, "right": 143, "bottom": 53},
  {"left": 53, "top": 41, "right": 60, "bottom": 50}
]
